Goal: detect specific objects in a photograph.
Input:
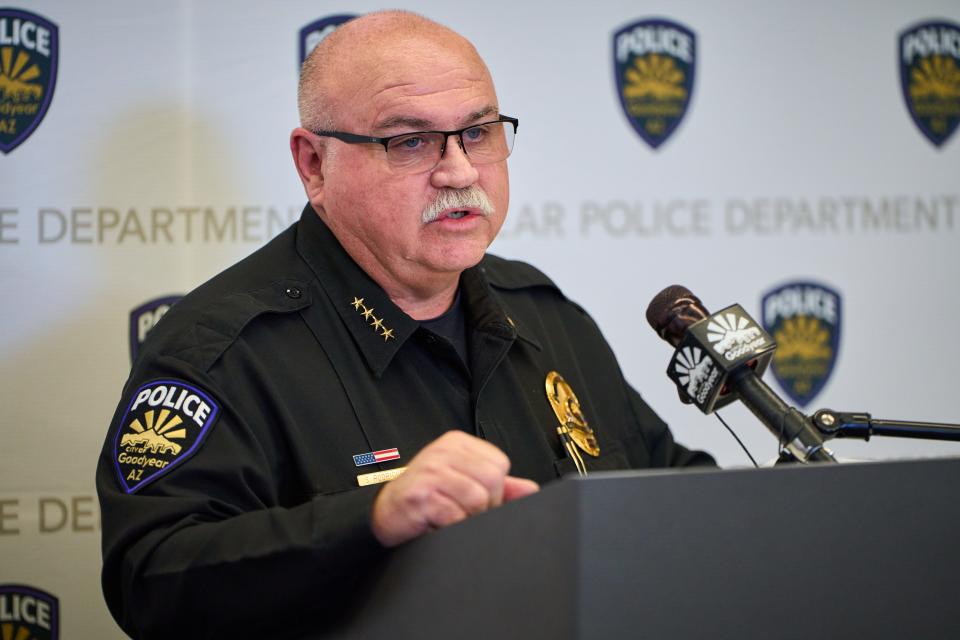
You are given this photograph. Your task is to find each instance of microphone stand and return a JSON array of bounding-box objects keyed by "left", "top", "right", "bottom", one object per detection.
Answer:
[
  {"left": 728, "top": 368, "right": 838, "bottom": 463},
  {"left": 725, "top": 368, "right": 960, "bottom": 463}
]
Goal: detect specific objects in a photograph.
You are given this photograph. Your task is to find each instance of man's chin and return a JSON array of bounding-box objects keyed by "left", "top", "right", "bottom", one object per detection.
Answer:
[{"left": 422, "top": 242, "right": 489, "bottom": 275}]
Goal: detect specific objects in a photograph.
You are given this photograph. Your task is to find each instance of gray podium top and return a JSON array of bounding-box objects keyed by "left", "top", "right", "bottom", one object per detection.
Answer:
[{"left": 326, "top": 457, "right": 960, "bottom": 640}]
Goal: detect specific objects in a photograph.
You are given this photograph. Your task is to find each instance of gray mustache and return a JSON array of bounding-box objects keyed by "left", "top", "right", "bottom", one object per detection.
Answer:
[{"left": 422, "top": 186, "right": 495, "bottom": 223}]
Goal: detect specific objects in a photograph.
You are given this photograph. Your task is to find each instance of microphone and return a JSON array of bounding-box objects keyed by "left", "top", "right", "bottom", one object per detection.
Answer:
[{"left": 646, "top": 285, "right": 836, "bottom": 463}]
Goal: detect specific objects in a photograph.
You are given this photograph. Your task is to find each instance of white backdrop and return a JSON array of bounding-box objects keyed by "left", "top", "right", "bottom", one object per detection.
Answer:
[{"left": 2, "top": 2, "right": 958, "bottom": 637}]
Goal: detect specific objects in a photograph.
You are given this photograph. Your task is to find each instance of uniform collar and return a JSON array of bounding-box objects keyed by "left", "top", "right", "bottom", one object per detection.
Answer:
[
  {"left": 294, "top": 204, "right": 539, "bottom": 376},
  {"left": 468, "top": 256, "right": 543, "bottom": 351},
  {"left": 296, "top": 205, "right": 419, "bottom": 377},
  {"left": 461, "top": 264, "right": 542, "bottom": 352}
]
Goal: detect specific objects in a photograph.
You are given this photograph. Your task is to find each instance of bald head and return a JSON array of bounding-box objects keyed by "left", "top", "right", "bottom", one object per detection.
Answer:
[{"left": 297, "top": 10, "right": 492, "bottom": 131}]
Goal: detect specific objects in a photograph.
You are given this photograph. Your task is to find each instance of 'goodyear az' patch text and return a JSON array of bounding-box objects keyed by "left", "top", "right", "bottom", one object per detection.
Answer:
[{"left": 113, "top": 380, "right": 220, "bottom": 493}]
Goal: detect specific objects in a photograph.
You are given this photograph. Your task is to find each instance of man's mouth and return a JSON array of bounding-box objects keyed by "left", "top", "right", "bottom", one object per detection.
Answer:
[
  {"left": 421, "top": 186, "right": 495, "bottom": 224},
  {"left": 431, "top": 208, "right": 478, "bottom": 222}
]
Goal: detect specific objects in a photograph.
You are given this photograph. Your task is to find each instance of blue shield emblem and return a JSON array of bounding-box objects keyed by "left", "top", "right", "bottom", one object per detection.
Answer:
[
  {"left": 299, "top": 14, "right": 356, "bottom": 65},
  {"left": 899, "top": 20, "right": 960, "bottom": 148},
  {"left": 0, "top": 584, "right": 59, "bottom": 639},
  {"left": 129, "top": 295, "right": 182, "bottom": 363},
  {"left": 0, "top": 9, "right": 58, "bottom": 154},
  {"left": 761, "top": 281, "right": 842, "bottom": 408},
  {"left": 112, "top": 380, "right": 220, "bottom": 493},
  {"left": 613, "top": 19, "right": 696, "bottom": 149}
]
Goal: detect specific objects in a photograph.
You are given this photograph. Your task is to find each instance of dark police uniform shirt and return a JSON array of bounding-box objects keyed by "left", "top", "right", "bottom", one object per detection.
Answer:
[{"left": 96, "top": 204, "right": 714, "bottom": 638}]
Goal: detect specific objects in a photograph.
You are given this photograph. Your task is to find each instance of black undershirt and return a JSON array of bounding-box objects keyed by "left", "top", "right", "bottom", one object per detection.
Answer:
[
  {"left": 419, "top": 288, "right": 470, "bottom": 370},
  {"left": 415, "top": 288, "right": 473, "bottom": 434}
]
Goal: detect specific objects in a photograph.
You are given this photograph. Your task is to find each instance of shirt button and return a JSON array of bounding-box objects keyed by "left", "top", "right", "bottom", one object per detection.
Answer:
[{"left": 285, "top": 286, "right": 302, "bottom": 299}]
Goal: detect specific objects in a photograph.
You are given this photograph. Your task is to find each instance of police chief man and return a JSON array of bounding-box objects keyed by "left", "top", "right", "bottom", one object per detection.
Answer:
[{"left": 97, "top": 10, "right": 713, "bottom": 639}]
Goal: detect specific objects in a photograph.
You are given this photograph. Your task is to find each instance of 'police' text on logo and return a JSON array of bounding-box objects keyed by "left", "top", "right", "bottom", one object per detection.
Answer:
[
  {"left": 299, "top": 14, "right": 356, "bottom": 66},
  {"left": 0, "top": 584, "right": 59, "bottom": 640},
  {"left": 899, "top": 20, "right": 960, "bottom": 148},
  {"left": 0, "top": 9, "right": 58, "bottom": 154},
  {"left": 129, "top": 295, "right": 183, "bottom": 363},
  {"left": 113, "top": 381, "right": 220, "bottom": 493},
  {"left": 612, "top": 18, "right": 696, "bottom": 149},
  {"left": 761, "top": 281, "right": 842, "bottom": 407}
]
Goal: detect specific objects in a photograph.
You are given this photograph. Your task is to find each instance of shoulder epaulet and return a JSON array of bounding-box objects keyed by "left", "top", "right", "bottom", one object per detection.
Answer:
[
  {"left": 478, "top": 253, "right": 560, "bottom": 292},
  {"left": 136, "top": 226, "right": 314, "bottom": 372},
  {"left": 144, "top": 278, "right": 314, "bottom": 373}
]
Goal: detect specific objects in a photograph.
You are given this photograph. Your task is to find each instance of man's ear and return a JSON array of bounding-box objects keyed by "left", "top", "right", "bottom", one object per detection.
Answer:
[{"left": 290, "top": 128, "right": 326, "bottom": 205}]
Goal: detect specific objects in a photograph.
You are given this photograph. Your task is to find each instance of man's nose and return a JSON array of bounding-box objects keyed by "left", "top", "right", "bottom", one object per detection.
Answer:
[{"left": 430, "top": 133, "right": 480, "bottom": 189}]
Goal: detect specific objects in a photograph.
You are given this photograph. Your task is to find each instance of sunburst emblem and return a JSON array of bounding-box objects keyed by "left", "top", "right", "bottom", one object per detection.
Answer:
[
  {"left": 674, "top": 346, "right": 710, "bottom": 387},
  {"left": 121, "top": 409, "right": 185, "bottom": 455},
  {"left": 0, "top": 47, "right": 43, "bottom": 102},
  {"left": 910, "top": 55, "right": 960, "bottom": 100},
  {"left": 1, "top": 622, "right": 42, "bottom": 640},
  {"left": 623, "top": 53, "right": 687, "bottom": 101},
  {"left": 773, "top": 316, "right": 832, "bottom": 360},
  {"left": 707, "top": 313, "right": 749, "bottom": 343}
]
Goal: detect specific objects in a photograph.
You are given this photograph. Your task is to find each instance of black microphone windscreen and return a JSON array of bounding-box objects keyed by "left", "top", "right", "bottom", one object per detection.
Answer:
[{"left": 645, "top": 285, "right": 710, "bottom": 347}]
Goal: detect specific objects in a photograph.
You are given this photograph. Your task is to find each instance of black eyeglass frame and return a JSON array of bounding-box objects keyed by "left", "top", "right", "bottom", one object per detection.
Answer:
[{"left": 310, "top": 115, "right": 519, "bottom": 160}]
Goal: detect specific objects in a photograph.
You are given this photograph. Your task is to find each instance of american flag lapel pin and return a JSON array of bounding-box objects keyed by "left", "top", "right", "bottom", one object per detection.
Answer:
[{"left": 353, "top": 447, "right": 401, "bottom": 467}]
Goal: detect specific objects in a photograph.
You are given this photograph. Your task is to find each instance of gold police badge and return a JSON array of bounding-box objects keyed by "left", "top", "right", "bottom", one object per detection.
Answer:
[{"left": 545, "top": 371, "right": 600, "bottom": 475}]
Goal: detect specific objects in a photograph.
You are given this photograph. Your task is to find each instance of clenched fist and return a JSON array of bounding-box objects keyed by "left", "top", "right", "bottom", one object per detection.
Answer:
[{"left": 370, "top": 431, "right": 539, "bottom": 547}]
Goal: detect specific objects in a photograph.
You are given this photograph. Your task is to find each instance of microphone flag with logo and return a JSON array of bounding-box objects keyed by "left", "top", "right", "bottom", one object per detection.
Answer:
[
  {"left": 647, "top": 285, "right": 775, "bottom": 414},
  {"left": 647, "top": 285, "right": 836, "bottom": 463}
]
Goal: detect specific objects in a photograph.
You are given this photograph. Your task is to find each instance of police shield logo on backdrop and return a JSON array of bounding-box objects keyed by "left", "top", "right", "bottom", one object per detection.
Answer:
[
  {"left": 129, "top": 295, "right": 183, "bottom": 363},
  {"left": 0, "top": 584, "right": 59, "bottom": 640},
  {"left": 113, "top": 380, "right": 220, "bottom": 493},
  {"left": 299, "top": 14, "right": 356, "bottom": 65},
  {"left": 613, "top": 18, "right": 696, "bottom": 149},
  {"left": 761, "top": 282, "right": 842, "bottom": 408},
  {"left": 899, "top": 20, "right": 960, "bottom": 148},
  {"left": 0, "top": 9, "right": 58, "bottom": 154}
]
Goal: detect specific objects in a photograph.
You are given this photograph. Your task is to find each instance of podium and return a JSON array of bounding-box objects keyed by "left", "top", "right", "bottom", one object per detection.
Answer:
[{"left": 330, "top": 457, "right": 960, "bottom": 639}]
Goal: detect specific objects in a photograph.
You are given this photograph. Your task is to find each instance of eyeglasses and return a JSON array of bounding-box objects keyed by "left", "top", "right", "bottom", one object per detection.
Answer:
[{"left": 311, "top": 115, "right": 518, "bottom": 175}]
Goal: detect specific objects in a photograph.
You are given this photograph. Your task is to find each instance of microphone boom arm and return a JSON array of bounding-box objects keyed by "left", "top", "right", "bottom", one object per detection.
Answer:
[{"left": 811, "top": 410, "right": 960, "bottom": 442}]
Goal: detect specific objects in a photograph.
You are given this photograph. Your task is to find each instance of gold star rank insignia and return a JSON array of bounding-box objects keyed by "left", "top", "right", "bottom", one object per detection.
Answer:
[{"left": 351, "top": 297, "right": 393, "bottom": 341}]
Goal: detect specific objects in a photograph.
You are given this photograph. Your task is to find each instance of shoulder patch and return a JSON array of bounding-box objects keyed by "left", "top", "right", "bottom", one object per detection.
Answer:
[
  {"left": 480, "top": 254, "right": 559, "bottom": 291},
  {"left": 112, "top": 380, "right": 220, "bottom": 493}
]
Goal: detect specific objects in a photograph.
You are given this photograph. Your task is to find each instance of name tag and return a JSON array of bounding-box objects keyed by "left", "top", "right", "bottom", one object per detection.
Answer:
[{"left": 356, "top": 467, "right": 407, "bottom": 487}]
